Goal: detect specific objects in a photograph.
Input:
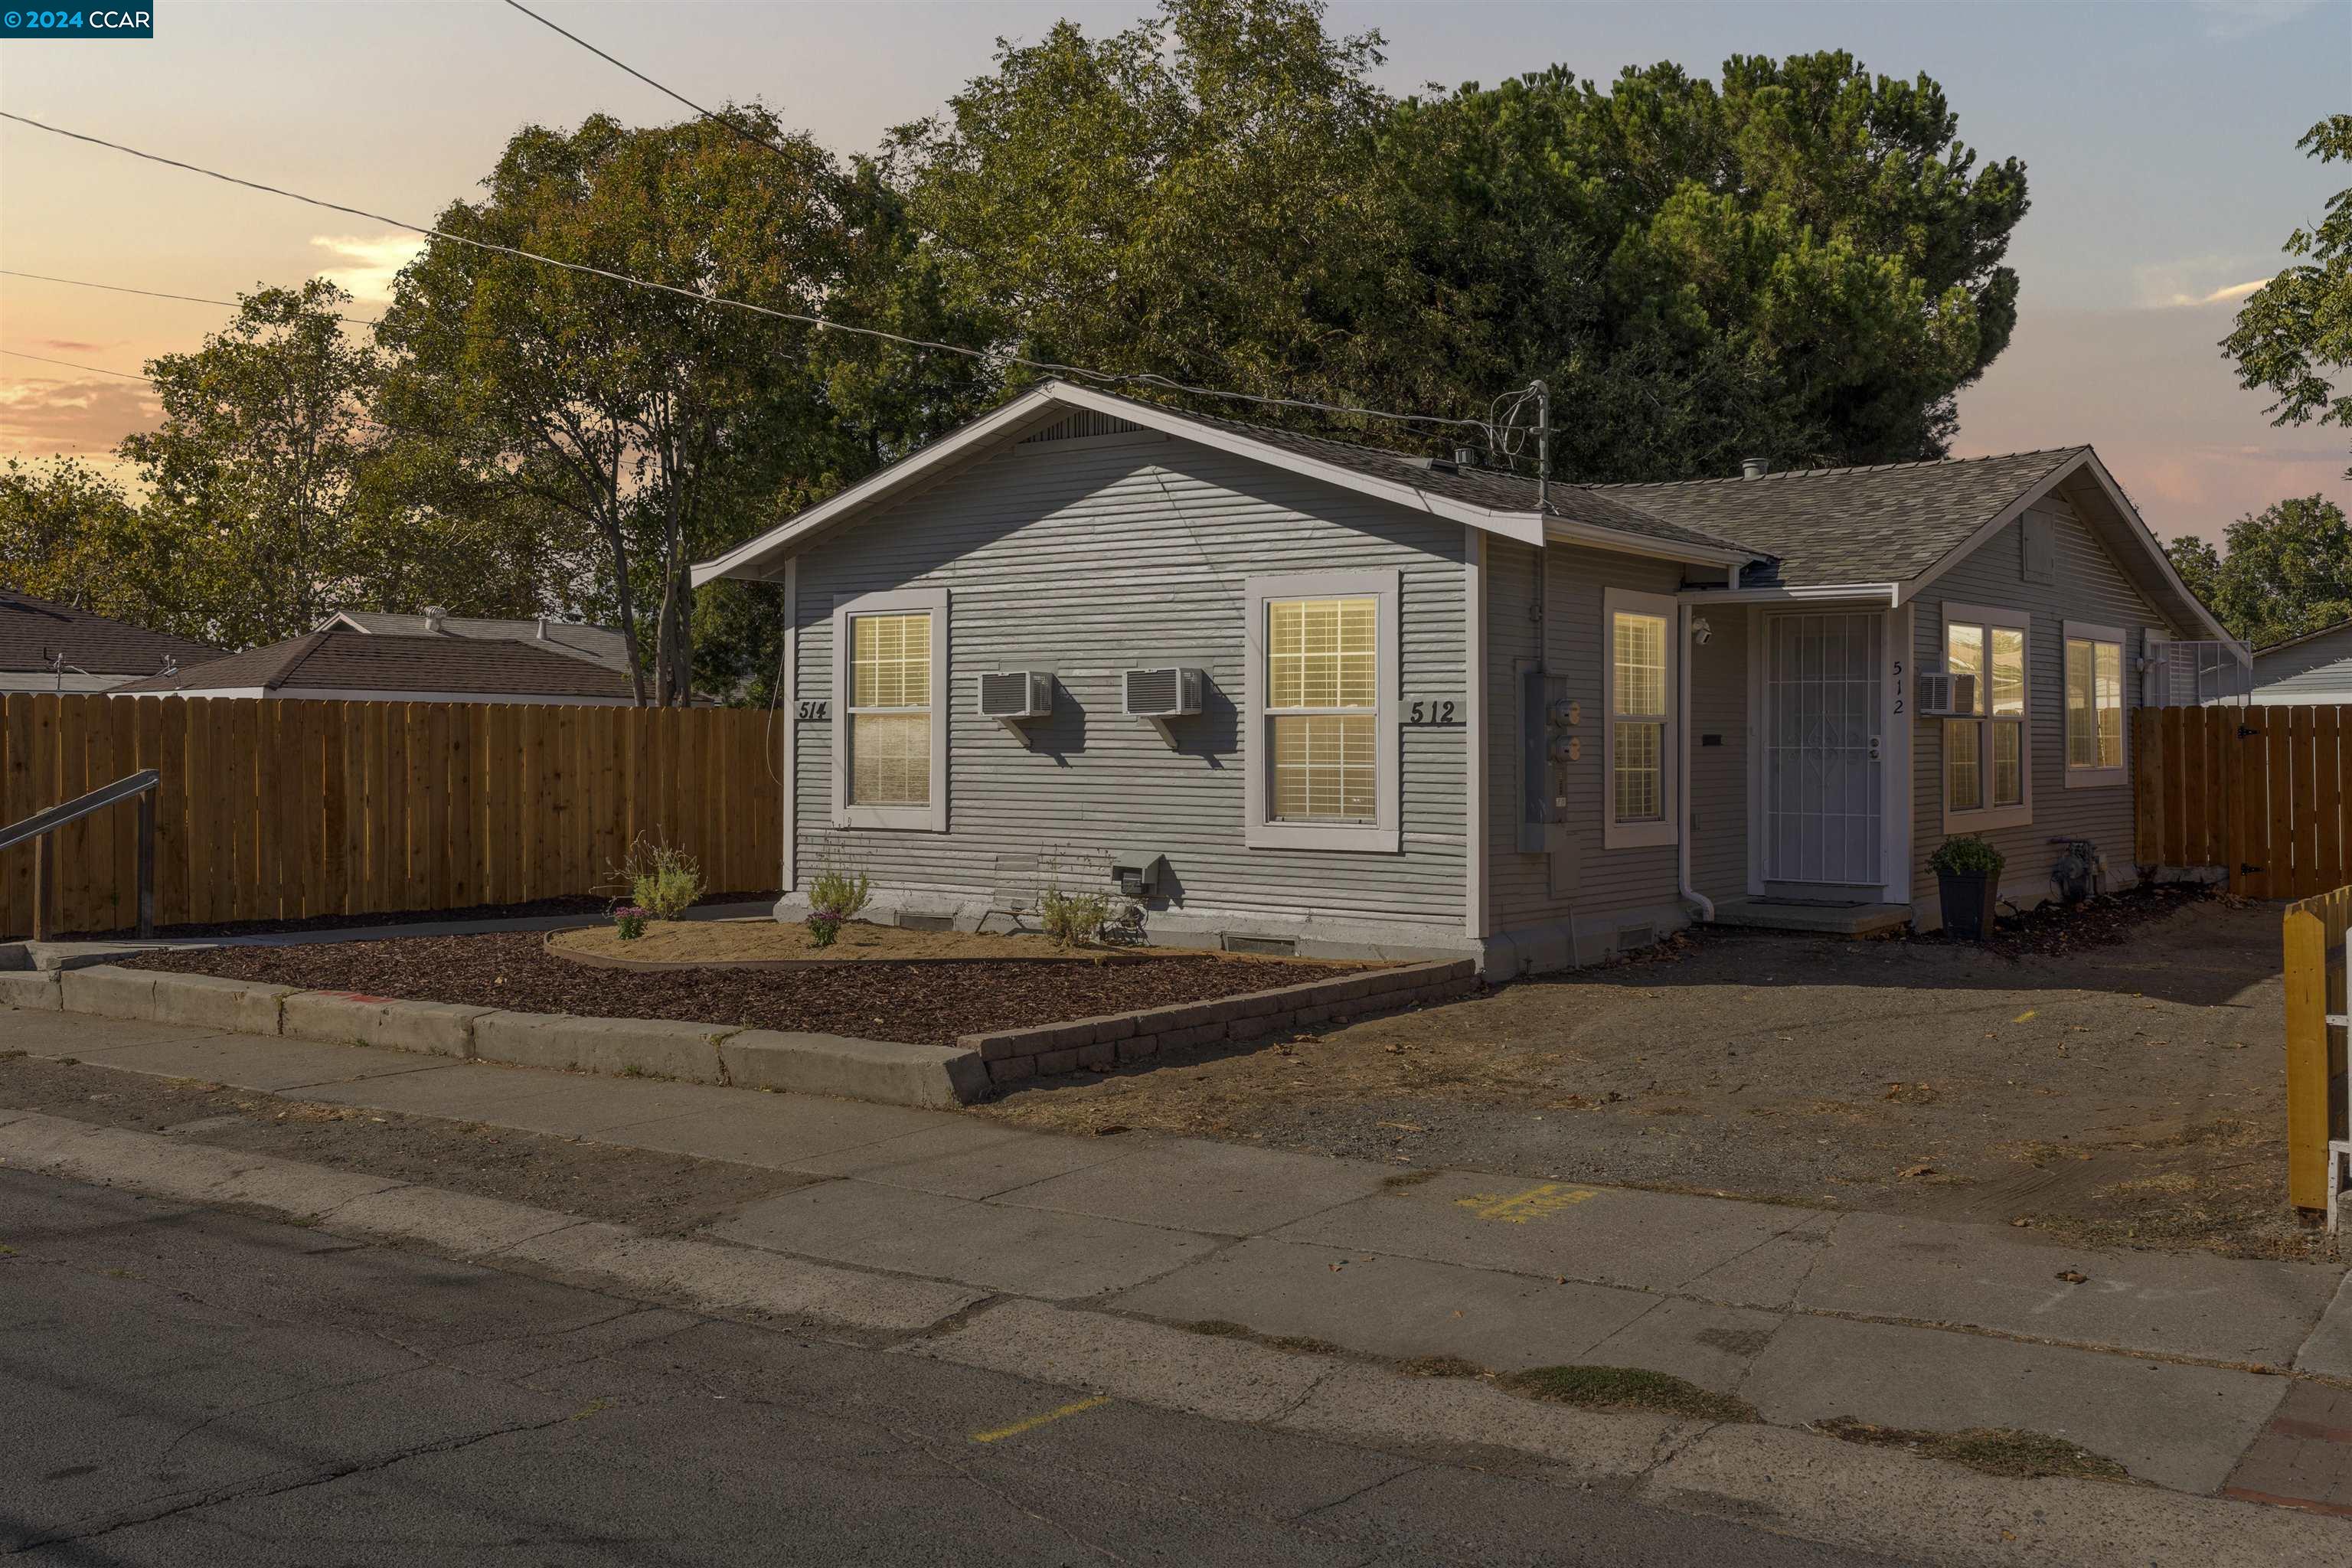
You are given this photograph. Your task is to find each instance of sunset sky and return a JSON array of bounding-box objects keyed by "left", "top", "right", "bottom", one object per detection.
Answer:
[{"left": 2, "top": 0, "right": 2346, "bottom": 544}]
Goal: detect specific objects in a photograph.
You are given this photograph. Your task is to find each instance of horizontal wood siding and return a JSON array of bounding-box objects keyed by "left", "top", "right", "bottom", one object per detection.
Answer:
[
  {"left": 787, "top": 433, "right": 1468, "bottom": 929},
  {"left": 1911, "top": 495, "right": 2187, "bottom": 896},
  {"left": 1486, "top": 544, "right": 1687, "bottom": 930},
  {"left": 1688, "top": 603, "right": 1749, "bottom": 903},
  {"left": 2253, "top": 625, "right": 2352, "bottom": 705}
]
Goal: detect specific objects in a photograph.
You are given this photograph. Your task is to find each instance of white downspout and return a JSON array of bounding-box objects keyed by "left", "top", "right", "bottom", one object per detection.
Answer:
[{"left": 1678, "top": 599, "right": 1715, "bottom": 923}]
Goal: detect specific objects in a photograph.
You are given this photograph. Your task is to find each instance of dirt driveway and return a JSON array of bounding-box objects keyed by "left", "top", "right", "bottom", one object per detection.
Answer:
[{"left": 980, "top": 890, "right": 2314, "bottom": 1260}]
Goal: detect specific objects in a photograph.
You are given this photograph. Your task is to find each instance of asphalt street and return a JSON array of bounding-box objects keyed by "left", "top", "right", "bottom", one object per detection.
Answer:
[{"left": 0, "top": 1167, "right": 1915, "bottom": 1567}]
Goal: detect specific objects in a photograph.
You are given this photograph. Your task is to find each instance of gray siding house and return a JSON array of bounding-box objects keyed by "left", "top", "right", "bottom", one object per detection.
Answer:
[
  {"left": 2253, "top": 619, "right": 2352, "bottom": 706},
  {"left": 694, "top": 383, "right": 2236, "bottom": 972}
]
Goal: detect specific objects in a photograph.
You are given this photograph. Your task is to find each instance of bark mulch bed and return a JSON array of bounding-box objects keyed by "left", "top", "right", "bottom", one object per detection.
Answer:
[
  {"left": 122, "top": 932, "right": 1358, "bottom": 1047},
  {"left": 60, "top": 890, "right": 778, "bottom": 943},
  {"left": 1892, "top": 880, "right": 2230, "bottom": 960}
]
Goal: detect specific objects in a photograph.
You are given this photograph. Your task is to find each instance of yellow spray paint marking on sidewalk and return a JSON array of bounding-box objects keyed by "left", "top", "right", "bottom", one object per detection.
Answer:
[
  {"left": 2013, "top": 1009, "right": 2037, "bottom": 1023},
  {"left": 1452, "top": 1184, "right": 1599, "bottom": 1223},
  {"left": 969, "top": 1394, "right": 1111, "bottom": 1444}
]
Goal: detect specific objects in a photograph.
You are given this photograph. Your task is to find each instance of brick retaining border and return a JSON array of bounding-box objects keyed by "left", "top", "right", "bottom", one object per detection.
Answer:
[{"left": 959, "top": 959, "right": 1478, "bottom": 1086}]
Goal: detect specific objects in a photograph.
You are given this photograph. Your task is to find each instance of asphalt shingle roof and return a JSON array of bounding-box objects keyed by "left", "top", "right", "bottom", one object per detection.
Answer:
[
  {"left": 115, "top": 631, "right": 637, "bottom": 700},
  {"left": 1577, "top": 449, "right": 2092, "bottom": 586},
  {"left": 328, "top": 612, "right": 632, "bottom": 675},
  {"left": 0, "top": 590, "right": 224, "bottom": 676}
]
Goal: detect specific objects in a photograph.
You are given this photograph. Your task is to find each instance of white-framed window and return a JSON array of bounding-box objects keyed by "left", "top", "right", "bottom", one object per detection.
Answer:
[
  {"left": 831, "top": 586, "right": 948, "bottom": 831},
  {"left": 1603, "top": 587, "right": 1678, "bottom": 850},
  {"left": 1243, "top": 569, "right": 1400, "bottom": 852},
  {"left": 1940, "top": 602, "right": 2031, "bottom": 831},
  {"left": 2063, "top": 619, "right": 2128, "bottom": 789}
]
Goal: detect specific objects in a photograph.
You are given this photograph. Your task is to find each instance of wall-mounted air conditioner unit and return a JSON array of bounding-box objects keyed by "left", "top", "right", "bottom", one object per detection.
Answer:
[
  {"left": 1123, "top": 667, "right": 1202, "bottom": 720},
  {"left": 1124, "top": 666, "right": 1201, "bottom": 745},
  {"left": 978, "top": 671, "right": 1052, "bottom": 720},
  {"left": 1916, "top": 671, "right": 1976, "bottom": 717},
  {"left": 978, "top": 671, "right": 1052, "bottom": 749}
]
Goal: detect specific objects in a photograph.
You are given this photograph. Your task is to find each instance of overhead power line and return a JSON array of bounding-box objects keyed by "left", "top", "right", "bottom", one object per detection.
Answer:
[
  {"left": 0, "top": 267, "right": 379, "bottom": 324},
  {"left": 2, "top": 347, "right": 153, "bottom": 382},
  {"left": 0, "top": 110, "right": 1498, "bottom": 436},
  {"left": 497, "top": 0, "right": 842, "bottom": 189}
]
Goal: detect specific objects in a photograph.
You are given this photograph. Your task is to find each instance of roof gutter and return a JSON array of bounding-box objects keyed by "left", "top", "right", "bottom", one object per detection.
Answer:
[{"left": 1678, "top": 582, "right": 1900, "bottom": 605}]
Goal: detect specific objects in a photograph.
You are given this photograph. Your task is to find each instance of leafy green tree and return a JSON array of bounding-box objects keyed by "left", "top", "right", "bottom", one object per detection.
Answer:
[
  {"left": 116, "top": 281, "right": 386, "bottom": 647},
  {"left": 890, "top": 0, "right": 1452, "bottom": 423},
  {"left": 2223, "top": 116, "right": 2352, "bottom": 479},
  {"left": 1383, "top": 54, "right": 2028, "bottom": 476},
  {"left": 892, "top": 1, "right": 2029, "bottom": 476},
  {"left": 375, "top": 110, "right": 970, "bottom": 704},
  {"left": 0, "top": 457, "right": 140, "bottom": 608},
  {"left": 2165, "top": 496, "right": 2352, "bottom": 647}
]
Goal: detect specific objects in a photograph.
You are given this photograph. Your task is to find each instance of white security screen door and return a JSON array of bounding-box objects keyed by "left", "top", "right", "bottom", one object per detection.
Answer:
[{"left": 1764, "top": 612, "right": 1883, "bottom": 887}]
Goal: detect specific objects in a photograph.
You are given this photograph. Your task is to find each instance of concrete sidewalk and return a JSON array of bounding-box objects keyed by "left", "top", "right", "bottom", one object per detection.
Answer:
[{"left": 5, "top": 1004, "right": 2349, "bottom": 1509}]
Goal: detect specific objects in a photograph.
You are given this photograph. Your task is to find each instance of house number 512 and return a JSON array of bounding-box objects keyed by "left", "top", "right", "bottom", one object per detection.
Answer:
[{"left": 1406, "top": 701, "right": 1460, "bottom": 725}]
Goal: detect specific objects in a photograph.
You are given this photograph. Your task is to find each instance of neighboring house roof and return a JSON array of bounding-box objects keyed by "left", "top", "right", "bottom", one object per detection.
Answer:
[
  {"left": 113, "top": 630, "right": 639, "bottom": 701},
  {"left": 319, "top": 610, "right": 633, "bottom": 677},
  {"left": 2252, "top": 616, "right": 2352, "bottom": 661},
  {"left": 0, "top": 588, "right": 224, "bottom": 676},
  {"left": 688, "top": 381, "right": 2233, "bottom": 645}
]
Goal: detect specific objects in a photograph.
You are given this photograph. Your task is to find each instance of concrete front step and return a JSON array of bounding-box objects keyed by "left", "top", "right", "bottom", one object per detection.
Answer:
[{"left": 1710, "top": 897, "right": 1913, "bottom": 936}]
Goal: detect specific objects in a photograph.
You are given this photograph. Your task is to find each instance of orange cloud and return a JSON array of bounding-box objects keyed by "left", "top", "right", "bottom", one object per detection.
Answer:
[{"left": 0, "top": 373, "right": 161, "bottom": 462}]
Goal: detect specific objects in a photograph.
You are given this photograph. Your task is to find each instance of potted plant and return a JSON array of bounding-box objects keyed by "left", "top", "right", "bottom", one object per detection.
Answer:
[{"left": 1930, "top": 835, "right": 2005, "bottom": 941}]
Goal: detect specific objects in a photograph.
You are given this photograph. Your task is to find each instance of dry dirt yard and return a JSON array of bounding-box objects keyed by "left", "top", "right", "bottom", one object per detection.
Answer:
[{"left": 981, "top": 889, "right": 2317, "bottom": 1260}]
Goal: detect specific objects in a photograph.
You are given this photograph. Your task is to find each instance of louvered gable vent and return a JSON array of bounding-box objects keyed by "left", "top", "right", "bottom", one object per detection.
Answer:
[{"left": 1018, "top": 411, "right": 1145, "bottom": 445}]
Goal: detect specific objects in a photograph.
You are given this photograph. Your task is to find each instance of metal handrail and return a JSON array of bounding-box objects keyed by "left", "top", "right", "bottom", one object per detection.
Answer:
[{"left": 0, "top": 769, "right": 160, "bottom": 940}]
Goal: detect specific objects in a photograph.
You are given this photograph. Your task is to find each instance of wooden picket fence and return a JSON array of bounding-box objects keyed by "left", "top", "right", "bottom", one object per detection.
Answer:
[
  {"left": 2281, "top": 885, "right": 2351, "bottom": 1214},
  {"left": 0, "top": 694, "right": 782, "bottom": 939},
  {"left": 2132, "top": 704, "right": 2351, "bottom": 899}
]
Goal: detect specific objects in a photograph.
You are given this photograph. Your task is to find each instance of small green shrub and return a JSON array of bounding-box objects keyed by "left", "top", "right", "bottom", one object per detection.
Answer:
[
  {"left": 1929, "top": 834, "right": 2005, "bottom": 879},
  {"left": 614, "top": 905, "right": 648, "bottom": 941},
  {"left": 1038, "top": 887, "right": 1112, "bottom": 946},
  {"left": 604, "top": 835, "right": 704, "bottom": 920},
  {"left": 805, "top": 861, "right": 872, "bottom": 949}
]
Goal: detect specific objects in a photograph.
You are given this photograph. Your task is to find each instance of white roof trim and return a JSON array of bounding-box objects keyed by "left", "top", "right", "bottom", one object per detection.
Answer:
[
  {"left": 1895, "top": 449, "right": 2238, "bottom": 648},
  {"left": 692, "top": 381, "right": 1756, "bottom": 586},
  {"left": 1677, "top": 583, "right": 1900, "bottom": 606}
]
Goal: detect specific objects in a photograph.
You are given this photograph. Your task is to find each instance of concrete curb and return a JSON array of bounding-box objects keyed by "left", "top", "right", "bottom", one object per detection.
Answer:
[
  {"left": 472, "top": 1011, "right": 737, "bottom": 1084},
  {"left": 721, "top": 1030, "right": 991, "bottom": 1109},
  {"left": 279, "top": 991, "right": 491, "bottom": 1058},
  {"left": 4, "top": 1109, "right": 2346, "bottom": 1567},
  {"left": 958, "top": 958, "right": 1478, "bottom": 1086},
  {"left": 34, "top": 963, "right": 988, "bottom": 1109},
  {"left": 0, "top": 969, "right": 61, "bottom": 1010}
]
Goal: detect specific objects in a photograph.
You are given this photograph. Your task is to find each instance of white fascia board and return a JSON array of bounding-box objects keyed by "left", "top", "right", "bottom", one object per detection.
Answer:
[
  {"left": 1893, "top": 449, "right": 2239, "bottom": 650},
  {"left": 1044, "top": 384, "right": 1549, "bottom": 547},
  {"left": 1677, "top": 583, "right": 1898, "bottom": 605},
  {"left": 691, "top": 381, "right": 1576, "bottom": 586},
  {"left": 2066, "top": 452, "right": 2243, "bottom": 652},
  {"left": 689, "top": 387, "right": 1067, "bottom": 586}
]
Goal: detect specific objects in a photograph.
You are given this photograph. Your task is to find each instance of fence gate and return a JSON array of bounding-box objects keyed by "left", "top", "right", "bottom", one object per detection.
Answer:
[{"left": 2132, "top": 704, "right": 2350, "bottom": 900}]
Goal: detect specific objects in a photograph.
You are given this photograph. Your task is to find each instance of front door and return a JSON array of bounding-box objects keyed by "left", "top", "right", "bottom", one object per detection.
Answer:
[{"left": 1763, "top": 612, "right": 1883, "bottom": 890}]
